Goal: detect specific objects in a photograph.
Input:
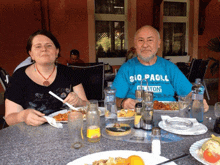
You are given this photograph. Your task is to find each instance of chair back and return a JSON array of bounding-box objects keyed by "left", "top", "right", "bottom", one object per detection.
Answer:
[
  {"left": 0, "top": 67, "right": 10, "bottom": 91},
  {"left": 187, "top": 59, "right": 209, "bottom": 82},
  {"left": 69, "top": 63, "right": 104, "bottom": 101}
]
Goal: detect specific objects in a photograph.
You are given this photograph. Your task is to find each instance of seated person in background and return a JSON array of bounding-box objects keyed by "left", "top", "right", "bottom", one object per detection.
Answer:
[
  {"left": 14, "top": 56, "right": 32, "bottom": 73},
  {"left": 68, "top": 49, "right": 84, "bottom": 65},
  {"left": 113, "top": 25, "right": 209, "bottom": 112},
  {"left": 56, "top": 55, "right": 68, "bottom": 66},
  {"left": 5, "top": 29, "right": 88, "bottom": 126},
  {"left": 126, "top": 47, "right": 136, "bottom": 62}
]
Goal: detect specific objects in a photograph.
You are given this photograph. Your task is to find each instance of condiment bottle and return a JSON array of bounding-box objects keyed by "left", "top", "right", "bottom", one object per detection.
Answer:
[
  {"left": 134, "top": 102, "right": 143, "bottom": 129},
  {"left": 86, "top": 100, "right": 101, "bottom": 143},
  {"left": 151, "top": 127, "right": 161, "bottom": 155}
]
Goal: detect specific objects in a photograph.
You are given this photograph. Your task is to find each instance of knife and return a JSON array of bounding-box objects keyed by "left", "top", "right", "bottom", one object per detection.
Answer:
[{"left": 156, "top": 153, "right": 189, "bottom": 165}]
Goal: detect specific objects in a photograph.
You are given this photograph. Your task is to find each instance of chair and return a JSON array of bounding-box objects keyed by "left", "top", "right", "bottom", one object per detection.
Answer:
[
  {"left": 0, "top": 67, "right": 10, "bottom": 91},
  {"left": 68, "top": 63, "right": 105, "bottom": 101},
  {"left": 187, "top": 59, "right": 210, "bottom": 100},
  {"left": 176, "top": 62, "right": 190, "bottom": 76},
  {"left": 0, "top": 67, "right": 10, "bottom": 129}
]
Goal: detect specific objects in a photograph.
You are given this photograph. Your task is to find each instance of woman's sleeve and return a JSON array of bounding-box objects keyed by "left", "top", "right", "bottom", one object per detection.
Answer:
[{"left": 4, "top": 71, "right": 25, "bottom": 107}]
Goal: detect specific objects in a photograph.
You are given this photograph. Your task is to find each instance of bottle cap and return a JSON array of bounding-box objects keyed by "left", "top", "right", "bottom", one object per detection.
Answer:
[
  {"left": 152, "top": 127, "right": 161, "bottom": 136},
  {"left": 107, "top": 81, "right": 113, "bottom": 86}
]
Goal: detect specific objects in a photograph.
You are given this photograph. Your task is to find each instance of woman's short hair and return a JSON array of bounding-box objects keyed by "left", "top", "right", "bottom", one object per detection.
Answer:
[{"left": 26, "top": 29, "right": 60, "bottom": 56}]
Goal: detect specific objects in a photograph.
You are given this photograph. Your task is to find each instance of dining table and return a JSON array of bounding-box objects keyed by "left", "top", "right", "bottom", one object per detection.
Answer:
[{"left": 0, "top": 106, "right": 219, "bottom": 165}]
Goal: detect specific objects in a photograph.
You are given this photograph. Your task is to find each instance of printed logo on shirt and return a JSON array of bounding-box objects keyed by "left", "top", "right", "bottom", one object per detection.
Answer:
[
  {"left": 137, "top": 85, "right": 162, "bottom": 93},
  {"left": 130, "top": 74, "right": 169, "bottom": 83}
]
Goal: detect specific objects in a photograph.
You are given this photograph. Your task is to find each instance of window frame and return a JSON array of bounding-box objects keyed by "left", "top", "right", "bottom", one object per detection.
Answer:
[
  {"left": 88, "top": 0, "right": 136, "bottom": 63},
  {"left": 163, "top": 0, "right": 189, "bottom": 57}
]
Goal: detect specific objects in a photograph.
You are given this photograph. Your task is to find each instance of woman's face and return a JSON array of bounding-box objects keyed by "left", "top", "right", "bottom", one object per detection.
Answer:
[{"left": 29, "top": 34, "right": 59, "bottom": 65}]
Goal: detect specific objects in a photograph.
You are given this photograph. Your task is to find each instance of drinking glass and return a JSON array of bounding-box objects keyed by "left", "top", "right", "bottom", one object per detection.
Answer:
[
  {"left": 68, "top": 111, "right": 84, "bottom": 149},
  {"left": 143, "top": 91, "right": 154, "bottom": 108},
  {"left": 214, "top": 102, "right": 220, "bottom": 134},
  {"left": 178, "top": 95, "right": 191, "bottom": 118},
  {"left": 214, "top": 102, "right": 220, "bottom": 118}
]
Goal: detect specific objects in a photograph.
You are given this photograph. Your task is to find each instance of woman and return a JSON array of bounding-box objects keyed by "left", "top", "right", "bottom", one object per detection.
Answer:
[{"left": 5, "top": 30, "right": 88, "bottom": 126}]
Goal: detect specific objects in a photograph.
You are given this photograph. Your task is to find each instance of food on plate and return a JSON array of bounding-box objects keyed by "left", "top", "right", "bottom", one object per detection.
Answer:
[
  {"left": 117, "top": 109, "right": 135, "bottom": 118},
  {"left": 153, "top": 100, "right": 179, "bottom": 110},
  {"left": 85, "top": 155, "right": 145, "bottom": 165},
  {"left": 53, "top": 109, "right": 87, "bottom": 121},
  {"left": 198, "top": 134, "right": 220, "bottom": 164}
]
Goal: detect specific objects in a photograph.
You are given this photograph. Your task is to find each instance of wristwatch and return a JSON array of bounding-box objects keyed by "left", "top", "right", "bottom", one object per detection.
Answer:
[{"left": 120, "top": 98, "right": 126, "bottom": 109}]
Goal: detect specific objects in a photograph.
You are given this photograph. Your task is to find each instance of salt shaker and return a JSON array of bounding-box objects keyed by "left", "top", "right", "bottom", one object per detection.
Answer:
[{"left": 151, "top": 127, "right": 161, "bottom": 155}]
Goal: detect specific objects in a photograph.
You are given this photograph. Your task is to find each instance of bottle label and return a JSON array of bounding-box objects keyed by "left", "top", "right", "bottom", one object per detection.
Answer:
[
  {"left": 106, "top": 95, "right": 115, "bottom": 102},
  {"left": 192, "top": 94, "right": 203, "bottom": 100},
  {"left": 87, "top": 126, "right": 101, "bottom": 138},
  {"left": 134, "top": 115, "right": 142, "bottom": 125}
]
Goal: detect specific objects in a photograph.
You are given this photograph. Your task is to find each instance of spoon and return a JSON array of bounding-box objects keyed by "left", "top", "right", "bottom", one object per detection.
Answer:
[{"left": 49, "top": 91, "right": 78, "bottom": 110}]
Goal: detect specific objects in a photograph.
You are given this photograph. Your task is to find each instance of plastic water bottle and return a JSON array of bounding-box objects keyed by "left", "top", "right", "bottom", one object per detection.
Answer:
[
  {"left": 191, "top": 78, "right": 205, "bottom": 122},
  {"left": 104, "top": 82, "right": 117, "bottom": 127}
]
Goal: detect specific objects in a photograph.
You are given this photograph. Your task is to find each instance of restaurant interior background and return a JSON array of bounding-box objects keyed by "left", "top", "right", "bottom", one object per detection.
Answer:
[{"left": 0, "top": 0, "right": 220, "bottom": 107}]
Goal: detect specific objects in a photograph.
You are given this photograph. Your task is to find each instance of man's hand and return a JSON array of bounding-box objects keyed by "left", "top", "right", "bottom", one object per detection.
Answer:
[
  {"left": 122, "top": 98, "right": 136, "bottom": 109},
  {"left": 203, "top": 99, "right": 209, "bottom": 112}
]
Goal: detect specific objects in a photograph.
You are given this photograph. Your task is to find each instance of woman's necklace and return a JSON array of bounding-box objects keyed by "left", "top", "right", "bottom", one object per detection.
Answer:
[{"left": 35, "top": 64, "right": 56, "bottom": 86}]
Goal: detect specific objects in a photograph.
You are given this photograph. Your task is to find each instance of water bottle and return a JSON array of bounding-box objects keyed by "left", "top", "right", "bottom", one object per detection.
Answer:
[
  {"left": 191, "top": 78, "right": 205, "bottom": 122},
  {"left": 104, "top": 82, "right": 117, "bottom": 127}
]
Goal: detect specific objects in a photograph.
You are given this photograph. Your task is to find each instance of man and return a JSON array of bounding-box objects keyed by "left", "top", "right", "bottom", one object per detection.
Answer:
[
  {"left": 68, "top": 49, "right": 84, "bottom": 65},
  {"left": 113, "top": 25, "right": 209, "bottom": 111}
]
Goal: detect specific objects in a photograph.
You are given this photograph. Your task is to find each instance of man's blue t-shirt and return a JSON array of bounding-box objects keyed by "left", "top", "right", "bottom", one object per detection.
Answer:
[{"left": 113, "top": 56, "right": 192, "bottom": 101}]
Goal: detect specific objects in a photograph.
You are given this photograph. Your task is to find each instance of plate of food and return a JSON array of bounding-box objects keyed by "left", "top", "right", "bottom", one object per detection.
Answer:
[
  {"left": 67, "top": 150, "right": 177, "bottom": 165},
  {"left": 49, "top": 107, "right": 105, "bottom": 123},
  {"left": 117, "top": 109, "right": 135, "bottom": 121},
  {"left": 189, "top": 135, "right": 220, "bottom": 165},
  {"left": 153, "top": 101, "right": 180, "bottom": 113}
]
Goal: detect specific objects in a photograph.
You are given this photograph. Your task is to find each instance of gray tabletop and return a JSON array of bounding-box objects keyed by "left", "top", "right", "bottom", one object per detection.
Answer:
[{"left": 0, "top": 106, "right": 219, "bottom": 165}]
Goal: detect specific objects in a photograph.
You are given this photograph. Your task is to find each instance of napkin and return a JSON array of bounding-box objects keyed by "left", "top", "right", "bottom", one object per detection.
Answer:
[
  {"left": 161, "top": 115, "right": 207, "bottom": 135},
  {"left": 43, "top": 116, "right": 63, "bottom": 128}
]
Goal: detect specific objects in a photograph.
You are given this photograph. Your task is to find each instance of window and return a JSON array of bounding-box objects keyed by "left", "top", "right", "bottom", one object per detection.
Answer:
[
  {"left": 163, "top": 0, "right": 189, "bottom": 57},
  {"left": 95, "top": 0, "right": 127, "bottom": 58}
]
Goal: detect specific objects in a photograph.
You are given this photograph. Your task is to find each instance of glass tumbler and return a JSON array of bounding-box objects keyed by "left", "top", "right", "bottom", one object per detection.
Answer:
[
  {"left": 214, "top": 102, "right": 220, "bottom": 134},
  {"left": 68, "top": 111, "right": 84, "bottom": 149},
  {"left": 178, "top": 95, "right": 191, "bottom": 118}
]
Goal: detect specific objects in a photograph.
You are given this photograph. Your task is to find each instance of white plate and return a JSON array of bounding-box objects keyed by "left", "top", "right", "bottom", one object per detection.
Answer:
[
  {"left": 117, "top": 109, "right": 135, "bottom": 121},
  {"left": 49, "top": 107, "right": 105, "bottom": 123},
  {"left": 67, "top": 150, "right": 177, "bottom": 165},
  {"left": 189, "top": 138, "right": 213, "bottom": 165},
  {"left": 158, "top": 120, "right": 208, "bottom": 135}
]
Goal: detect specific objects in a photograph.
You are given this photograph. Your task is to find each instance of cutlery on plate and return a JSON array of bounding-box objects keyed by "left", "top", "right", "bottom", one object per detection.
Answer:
[
  {"left": 49, "top": 91, "right": 78, "bottom": 110},
  {"left": 43, "top": 116, "right": 63, "bottom": 128},
  {"left": 156, "top": 153, "right": 189, "bottom": 165}
]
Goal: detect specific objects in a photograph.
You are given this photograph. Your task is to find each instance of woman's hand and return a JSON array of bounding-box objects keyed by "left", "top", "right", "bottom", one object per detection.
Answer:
[
  {"left": 23, "top": 109, "right": 46, "bottom": 126},
  {"left": 63, "top": 92, "right": 81, "bottom": 106}
]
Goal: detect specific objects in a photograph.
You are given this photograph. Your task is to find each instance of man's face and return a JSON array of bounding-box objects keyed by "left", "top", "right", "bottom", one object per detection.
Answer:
[
  {"left": 70, "top": 55, "right": 79, "bottom": 63},
  {"left": 134, "top": 27, "right": 161, "bottom": 63}
]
